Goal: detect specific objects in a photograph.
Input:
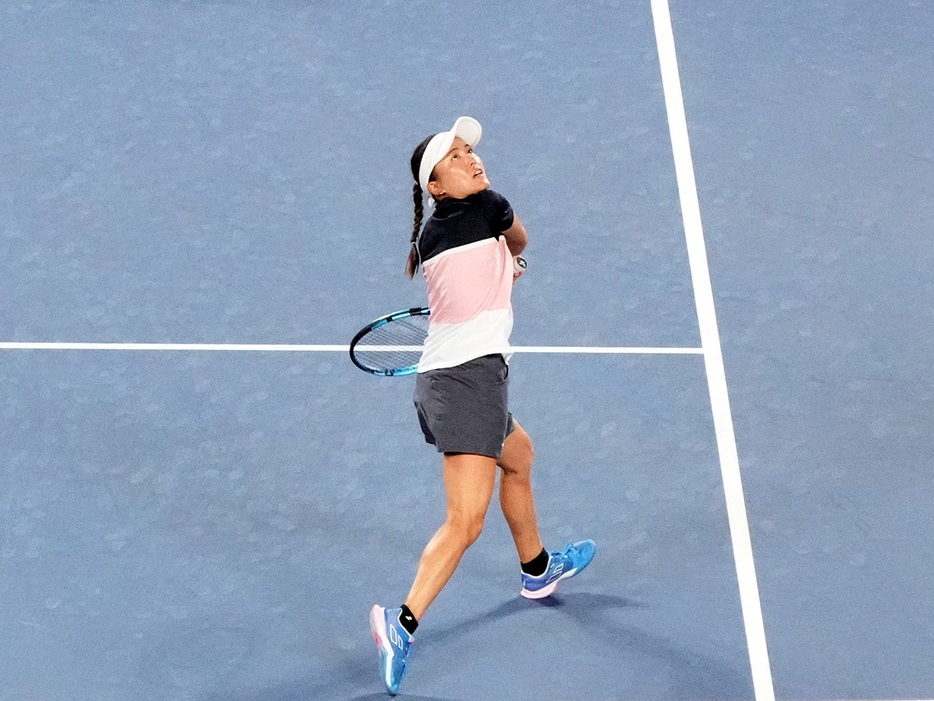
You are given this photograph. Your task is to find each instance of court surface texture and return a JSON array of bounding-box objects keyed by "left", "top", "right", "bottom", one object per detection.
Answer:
[{"left": 1, "top": 1, "right": 932, "bottom": 699}]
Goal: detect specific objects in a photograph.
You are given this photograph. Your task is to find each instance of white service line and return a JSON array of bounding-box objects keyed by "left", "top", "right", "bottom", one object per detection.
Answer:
[
  {"left": 0, "top": 342, "right": 702, "bottom": 355},
  {"left": 650, "top": 1, "right": 776, "bottom": 700}
]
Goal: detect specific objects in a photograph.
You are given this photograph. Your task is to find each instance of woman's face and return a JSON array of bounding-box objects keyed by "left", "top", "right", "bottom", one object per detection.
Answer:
[{"left": 428, "top": 137, "right": 489, "bottom": 201}]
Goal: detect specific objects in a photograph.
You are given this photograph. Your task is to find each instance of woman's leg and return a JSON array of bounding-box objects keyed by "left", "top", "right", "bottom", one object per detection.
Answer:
[
  {"left": 404, "top": 453, "right": 497, "bottom": 620},
  {"left": 497, "top": 422, "right": 545, "bottom": 563}
]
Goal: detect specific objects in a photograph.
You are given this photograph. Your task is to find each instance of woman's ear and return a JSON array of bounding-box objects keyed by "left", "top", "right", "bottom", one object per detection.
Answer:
[{"left": 426, "top": 180, "right": 445, "bottom": 200}]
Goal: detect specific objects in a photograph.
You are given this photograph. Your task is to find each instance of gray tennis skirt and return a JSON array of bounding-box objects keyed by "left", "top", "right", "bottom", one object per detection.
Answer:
[{"left": 414, "top": 354, "right": 516, "bottom": 459}]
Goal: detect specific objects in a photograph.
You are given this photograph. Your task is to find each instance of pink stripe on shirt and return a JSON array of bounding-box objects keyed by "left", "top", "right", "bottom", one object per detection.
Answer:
[{"left": 422, "top": 237, "right": 512, "bottom": 325}]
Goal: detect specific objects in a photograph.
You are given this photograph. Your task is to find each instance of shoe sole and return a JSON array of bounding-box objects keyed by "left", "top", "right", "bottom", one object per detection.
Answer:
[
  {"left": 370, "top": 605, "right": 398, "bottom": 694},
  {"left": 520, "top": 567, "right": 579, "bottom": 599}
]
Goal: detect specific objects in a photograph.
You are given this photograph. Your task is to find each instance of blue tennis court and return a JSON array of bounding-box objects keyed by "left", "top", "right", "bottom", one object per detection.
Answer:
[{"left": 2, "top": 1, "right": 932, "bottom": 700}]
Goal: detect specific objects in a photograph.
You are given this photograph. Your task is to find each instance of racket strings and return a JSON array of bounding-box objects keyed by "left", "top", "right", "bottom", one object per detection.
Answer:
[{"left": 353, "top": 314, "right": 430, "bottom": 373}]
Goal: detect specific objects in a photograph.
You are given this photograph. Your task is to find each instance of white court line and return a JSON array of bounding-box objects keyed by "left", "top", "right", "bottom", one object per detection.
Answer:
[
  {"left": 0, "top": 342, "right": 349, "bottom": 352},
  {"left": 650, "top": 2, "right": 776, "bottom": 701},
  {"left": 0, "top": 342, "right": 702, "bottom": 355},
  {"left": 516, "top": 346, "right": 701, "bottom": 354}
]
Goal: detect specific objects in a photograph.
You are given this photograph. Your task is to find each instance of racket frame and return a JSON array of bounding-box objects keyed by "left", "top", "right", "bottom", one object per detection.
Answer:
[{"left": 348, "top": 306, "right": 430, "bottom": 376}]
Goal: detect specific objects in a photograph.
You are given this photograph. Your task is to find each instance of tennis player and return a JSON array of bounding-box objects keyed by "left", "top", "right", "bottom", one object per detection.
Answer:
[{"left": 369, "top": 117, "right": 596, "bottom": 695}]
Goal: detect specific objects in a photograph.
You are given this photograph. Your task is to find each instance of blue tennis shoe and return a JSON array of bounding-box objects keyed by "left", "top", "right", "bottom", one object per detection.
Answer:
[
  {"left": 520, "top": 540, "right": 596, "bottom": 599},
  {"left": 370, "top": 605, "right": 414, "bottom": 695}
]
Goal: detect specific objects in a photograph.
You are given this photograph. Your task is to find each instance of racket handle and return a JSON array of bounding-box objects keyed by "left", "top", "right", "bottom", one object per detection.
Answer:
[{"left": 513, "top": 256, "right": 527, "bottom": 284}]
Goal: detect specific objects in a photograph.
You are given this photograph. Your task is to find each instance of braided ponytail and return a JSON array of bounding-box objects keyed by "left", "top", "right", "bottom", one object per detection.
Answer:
[
  {"left": 406, "top": 134, "right": 435, "bottom": 279},
  {"left": 406, "top": 182, "right": 424, "bottom": 279}
]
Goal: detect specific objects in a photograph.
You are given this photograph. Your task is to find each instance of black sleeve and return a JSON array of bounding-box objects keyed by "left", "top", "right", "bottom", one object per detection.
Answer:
[{"left": 480, "top": 189, "right": 515, "bottom": 233}]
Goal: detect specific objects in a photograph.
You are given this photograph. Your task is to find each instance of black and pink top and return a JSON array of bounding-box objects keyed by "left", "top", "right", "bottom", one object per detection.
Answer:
[{"left": 417, "top": 189, "right": 516, "bottom": 372}]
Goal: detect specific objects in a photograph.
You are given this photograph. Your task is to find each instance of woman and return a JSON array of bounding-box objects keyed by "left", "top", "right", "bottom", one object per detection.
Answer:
[{"left": 370, "top": 116, "right": 595, "bottom": 695}]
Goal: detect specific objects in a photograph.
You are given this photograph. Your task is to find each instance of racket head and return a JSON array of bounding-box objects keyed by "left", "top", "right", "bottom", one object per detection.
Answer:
[{"left": 349, "top": 306, "right": 430, "bottom": 376}]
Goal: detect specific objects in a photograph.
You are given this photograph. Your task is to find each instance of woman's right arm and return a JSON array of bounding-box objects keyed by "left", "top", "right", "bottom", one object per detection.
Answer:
[{"left": 502, "top": 216, "right": 528, "bottom": 256}]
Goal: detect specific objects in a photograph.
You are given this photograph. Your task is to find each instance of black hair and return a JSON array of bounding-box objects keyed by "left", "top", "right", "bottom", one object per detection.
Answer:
[{"left": 406, "top": 134, "right": 435, "bottom": 279}]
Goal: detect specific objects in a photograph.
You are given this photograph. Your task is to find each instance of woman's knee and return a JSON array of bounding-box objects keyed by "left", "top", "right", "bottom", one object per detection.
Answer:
[{"left": 447, "top": 512, "right": 486, "bottom": 546}]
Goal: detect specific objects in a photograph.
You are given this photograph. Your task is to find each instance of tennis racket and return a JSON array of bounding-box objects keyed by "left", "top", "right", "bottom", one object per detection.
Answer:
[{"left": 349, "top": 307, "right": 430, "bottom": 376}]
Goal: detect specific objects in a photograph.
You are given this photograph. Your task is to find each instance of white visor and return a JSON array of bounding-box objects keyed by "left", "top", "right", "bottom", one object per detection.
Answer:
[{"left": 418, "top": 116, "right": 483, "bottom": 196}]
